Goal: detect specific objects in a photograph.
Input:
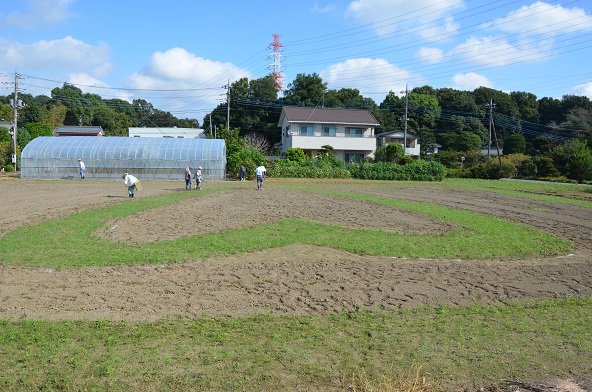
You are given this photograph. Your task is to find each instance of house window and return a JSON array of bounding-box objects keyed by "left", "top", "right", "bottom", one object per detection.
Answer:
[
  {"left": 345, "top": 153, "right": 365, "bottom": 163},
  {"left": 347, "top": 128, "right": 363, "bottom": 137},
  {"left": 299, "top": 125, "right": 314, "bottom": 136},
  {"left": 322, "top": 126, "right": 337, "bottom": 137}
]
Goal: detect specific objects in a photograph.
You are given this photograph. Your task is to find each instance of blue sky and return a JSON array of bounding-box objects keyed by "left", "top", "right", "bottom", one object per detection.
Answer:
[{"left": 1, "top": 0, "right": 591, "bottom": 125}]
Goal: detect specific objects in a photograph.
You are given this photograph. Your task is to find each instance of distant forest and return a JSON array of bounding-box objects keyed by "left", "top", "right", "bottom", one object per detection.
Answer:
[{"left": 1, "top": 72, "right": 591, "bottom": 166}]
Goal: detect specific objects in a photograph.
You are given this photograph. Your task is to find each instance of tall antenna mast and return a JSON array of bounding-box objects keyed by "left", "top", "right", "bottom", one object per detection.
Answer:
[{"left": 269, "top": 34, "right": 284, "bottom": 92}]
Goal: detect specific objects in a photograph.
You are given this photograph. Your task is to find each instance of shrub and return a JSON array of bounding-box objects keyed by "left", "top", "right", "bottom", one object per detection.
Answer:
[
  {"left": 351, "top": 161, "right": 446, "bottom": 181},
  {"left": 469, "top": 163, "right": 515, "bottom": 179},
  {"left": 226, "top": 148, "right": 267, "bottom": 180}
]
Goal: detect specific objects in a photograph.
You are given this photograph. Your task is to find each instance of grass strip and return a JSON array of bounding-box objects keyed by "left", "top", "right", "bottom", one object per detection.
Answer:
[
  {"left": 0, "top": 298, "right": 590, "bottom": 391},
  {"left": 0, "top": 187, "right": 571, "bottom": 268}
]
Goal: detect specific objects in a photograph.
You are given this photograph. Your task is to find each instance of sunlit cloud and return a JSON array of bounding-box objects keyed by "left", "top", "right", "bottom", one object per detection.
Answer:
[
  {"left": 0, "top": 0, "right": 76, "bottom": 29},
  {"left": 345, "top": 0, "right": 463, "bottom": 39},
  {"left": 481, "top": 1, "right": 592, "bottom": 36},
  {"left": 572, "top": 82, "right": 592, "bottom": 98},
  {"left": 415, "top": 47, "right": 445, "bottom": 64},
  {"left": 321, "top": 57, "right": 418, "bottom": 103},
  {"left": 0, "top": 36, "right": 110, "bottom": 72},
  {"left": 311, "top": 2, "right": 337, "bottom": 14},
  {"left": 451, "top": 72, "right": 493, "bottom": 91}
]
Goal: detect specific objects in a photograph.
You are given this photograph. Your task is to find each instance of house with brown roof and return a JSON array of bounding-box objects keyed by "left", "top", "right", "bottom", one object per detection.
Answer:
[
  {"left": 278, "top": 106, "right": 379, "bottom": 163},
  {"left": 53, "top": 126, "right": 104, "bottom": 137}
]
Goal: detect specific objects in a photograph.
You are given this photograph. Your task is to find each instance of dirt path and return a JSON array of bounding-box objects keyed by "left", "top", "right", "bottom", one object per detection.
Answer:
[{"left": 0, "top": 179, "right": 591, "bottom": 323}]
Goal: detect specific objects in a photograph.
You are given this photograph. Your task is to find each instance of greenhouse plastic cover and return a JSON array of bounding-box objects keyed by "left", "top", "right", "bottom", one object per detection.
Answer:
[{"left": 21, "top": 136, "right": 226, "bottom": 180}]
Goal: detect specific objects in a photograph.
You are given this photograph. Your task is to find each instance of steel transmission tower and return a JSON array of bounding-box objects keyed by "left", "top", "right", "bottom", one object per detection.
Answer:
[{"left": 269, "top": 34, "right": 284, "bottom": 92}]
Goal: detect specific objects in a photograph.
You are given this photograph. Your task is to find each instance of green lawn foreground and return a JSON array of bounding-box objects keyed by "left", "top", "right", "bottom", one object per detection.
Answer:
[{"left": 0, "top": 179, "right": 590, "bottom": 391}]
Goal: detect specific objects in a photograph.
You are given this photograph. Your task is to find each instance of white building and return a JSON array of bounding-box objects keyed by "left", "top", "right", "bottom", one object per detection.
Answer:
[
  {"left": 376, "top": 130, "right": 421, "bottom": 158},
  {"left": 129, "top": 127, "right": 205, "bottom": 138},
  {"left": 278, "top": 106, "right": 379, "bottom": 163}
]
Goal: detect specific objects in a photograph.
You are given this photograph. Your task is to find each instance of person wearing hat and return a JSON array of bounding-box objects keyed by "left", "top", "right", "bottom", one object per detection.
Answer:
[
  {"left": 194, "top": 166, "right": 203, "bottom": 190},
  {"left": 122, "top": 172, "right": 139, "bottom": 198},
  {"left": 78, "top": 159, "right": 85, "bottom": 179}
]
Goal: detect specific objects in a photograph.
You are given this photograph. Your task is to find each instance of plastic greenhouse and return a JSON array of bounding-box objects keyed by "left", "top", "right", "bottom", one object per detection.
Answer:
[{"left": 20, "top": 136, "right": 226, "bottom": 180}]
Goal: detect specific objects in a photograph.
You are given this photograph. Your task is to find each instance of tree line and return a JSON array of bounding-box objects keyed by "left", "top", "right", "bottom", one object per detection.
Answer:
[{"left": 1, "top": 73, "right": 591, "bottom": 181}]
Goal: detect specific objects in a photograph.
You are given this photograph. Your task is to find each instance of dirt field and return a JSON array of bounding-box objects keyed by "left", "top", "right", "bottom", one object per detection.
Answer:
[{"left": 1, "top": 177, "right": 591, "bottom": 325}]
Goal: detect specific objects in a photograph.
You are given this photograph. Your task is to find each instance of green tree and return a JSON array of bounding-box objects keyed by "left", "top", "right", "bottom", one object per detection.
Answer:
[
  {"left": 503, "top": 133, "right": 526, "bottom": 154},
  {"left": 560, "top": 107, "right": 592, "bottom": 146},
  {"left": 374, "top": 143, "right": 404, "bottom": 163},
  {"left": 407, "top": 92, "right": 440, "bottom": 131},
  {"left": 42, "top": 102, "right": 67, "bottom": 129},
  {"left": 226, "top": 148, "right": 266, "bottom": 180},
  {"left": 0, "top": 125, "right": 11, "bottom": 143},
  {"left": 24, "top": 123, "right": 52, "bottom": 139},
  {"left": 51, "top": 84, "right": 94, "bottom": 125},
  {"left": 553, "top": 139, "right": 592, "bottom": 182},
  {"left": 209, "top": 127, "right": 243, "bottom": 157},
  {"left": 454, "top": 132, "right": 482, "bottom": 152},
  {"left": 285, "top": 148, "right": 306, "bottom": 165},
  {"left": 511, "top": 91, "right": 539, "bottom": 122},
  {"left": 538, "top": 97, "right": 563, "bottom": 124},
  {"left": 374, "top": 91, "right": 403, "bottom": 134},
  {"left": 283, "top": 73, "right": 327, "bottom": 105},
  {"left": 249, "top": 75, "right": 279, "bottom": 101}
]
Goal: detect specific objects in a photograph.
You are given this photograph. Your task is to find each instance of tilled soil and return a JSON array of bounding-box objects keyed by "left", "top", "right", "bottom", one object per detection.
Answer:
[{"left": 0, "top": 178, "right": 591, "bottom": 323}]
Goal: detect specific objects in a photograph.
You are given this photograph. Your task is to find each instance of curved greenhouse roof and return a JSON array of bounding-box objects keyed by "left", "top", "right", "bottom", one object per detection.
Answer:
[{"left": 21, "top": 136, "right": 226, "bottom": 180}]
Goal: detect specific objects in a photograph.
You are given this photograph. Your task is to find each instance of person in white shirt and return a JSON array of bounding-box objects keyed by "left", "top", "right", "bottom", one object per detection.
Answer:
[
  {"left": 78, "top": 159, "right": 85, "bottom": 179},
  {"left": 255, "top": 164, "right": 266, "bottom": 190},
  {"left": 194, "top": 166, "right": 203, "bottom": 190},
  {"left": 122, "top": 172, "right": 139, "bottom": 198}
]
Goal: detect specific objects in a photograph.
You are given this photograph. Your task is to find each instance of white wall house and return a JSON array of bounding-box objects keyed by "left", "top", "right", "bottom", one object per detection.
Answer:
[
  {"left": 376, "top": 130, "right": 421, "bottom": 158},
  {"left": 128, "top": 127, "right": 205, "bottom": 138},
  {"left": 278, "top": 106, "right": 379, "bottom": 163}
]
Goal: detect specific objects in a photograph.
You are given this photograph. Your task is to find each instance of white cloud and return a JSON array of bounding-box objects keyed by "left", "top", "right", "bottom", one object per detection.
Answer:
[
  {"left": 127, "top": 48, "right": 252, "bottom": 90},
  {"left": 573, "top": 82, "right": 592, "bottom": 98},
  {"left": 482, "top": 1, "right": 592, "bottom": 36},
  {"left": 346, "top": 0, "right": 463, "bottom": 39},
  {"left": 451, "top": 36, "right": 547, "bottom": 67},
  {"left": 1, "top": 0, "right": 76, "bottom": 29},
  {"left": 415, "top": 47, "right": 444, "bottom": 64},
  {"left": 451, "top": 72, "right": 493, "bottom": 91},
  {"left": 0, "top": 36, "right": 111, "bottom": 73},
  {"left": 320, "top": 58, "right": 417, "bottom": 103},
  {"left": 311, "top": 2, "right": 337, "bottom": 14},
  {"left": 126, "top": 47, "right": 254, "bottom": 118}
]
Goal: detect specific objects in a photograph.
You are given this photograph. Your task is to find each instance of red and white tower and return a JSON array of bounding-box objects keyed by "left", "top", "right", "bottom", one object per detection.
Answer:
[{"left": 269, "top": 34, "right": 284, "bottom": 92}]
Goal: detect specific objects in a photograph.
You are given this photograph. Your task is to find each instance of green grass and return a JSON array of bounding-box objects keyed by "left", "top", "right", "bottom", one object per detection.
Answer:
[
  {"left": 1, "top": 299, "right": 590, "bottom": 391},
  {"left": 0, "top": 182, "right": 573, "bottom": 268}
]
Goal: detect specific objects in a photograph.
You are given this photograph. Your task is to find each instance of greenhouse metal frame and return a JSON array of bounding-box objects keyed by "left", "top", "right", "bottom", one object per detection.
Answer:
[{"left": 20, "top": 136, "right": 226, "bottom": 180}]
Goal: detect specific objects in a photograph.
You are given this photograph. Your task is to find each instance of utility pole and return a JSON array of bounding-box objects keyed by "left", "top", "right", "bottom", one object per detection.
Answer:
[
  {"left": 403, "top": 84, "right": 408, "bottom": 156},
  {"left": 487, "top": 98, "right": 495, "bottom": 160},
  {"left": 10, "top": 70, "right": 24, "bottom": 168},
  {"left": 486, "top": 98, "right": 502, "bottom": 164},
  {"left": 226, "top": 79, "right": 230, "bottom": 131}
]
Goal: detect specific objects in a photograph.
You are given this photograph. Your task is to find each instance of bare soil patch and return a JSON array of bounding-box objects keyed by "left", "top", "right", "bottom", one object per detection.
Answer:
[{"left": 0, "top": 179, "right": 590, "bottom": 324}]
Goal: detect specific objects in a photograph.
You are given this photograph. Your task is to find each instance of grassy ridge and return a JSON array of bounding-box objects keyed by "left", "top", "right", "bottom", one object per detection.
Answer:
[
  {"left": 1, "top": 299, "right": 590, "bottom": 391},
  {"left": 0, "top": 184, "right": 573, "bottom": 268}
]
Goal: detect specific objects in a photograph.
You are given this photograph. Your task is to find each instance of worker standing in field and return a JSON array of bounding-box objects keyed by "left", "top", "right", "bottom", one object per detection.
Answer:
[
  {"left": 78, "top": 159, "right": 85, "bottom": 179},
  {"left": 194, "top": 166, "right": 203, "bottom": 190},
  {"left": 123, "top": 172, "right": 139, "bottom": 198},
  {"left": 255, "top": 163, "right": 266, "bottom": 190}
]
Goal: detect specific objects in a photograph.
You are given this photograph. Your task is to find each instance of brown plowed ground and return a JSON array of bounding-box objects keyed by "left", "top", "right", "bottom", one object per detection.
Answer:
[{"left": 1, "top": 177, "right": 590, "bottom": 323}]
